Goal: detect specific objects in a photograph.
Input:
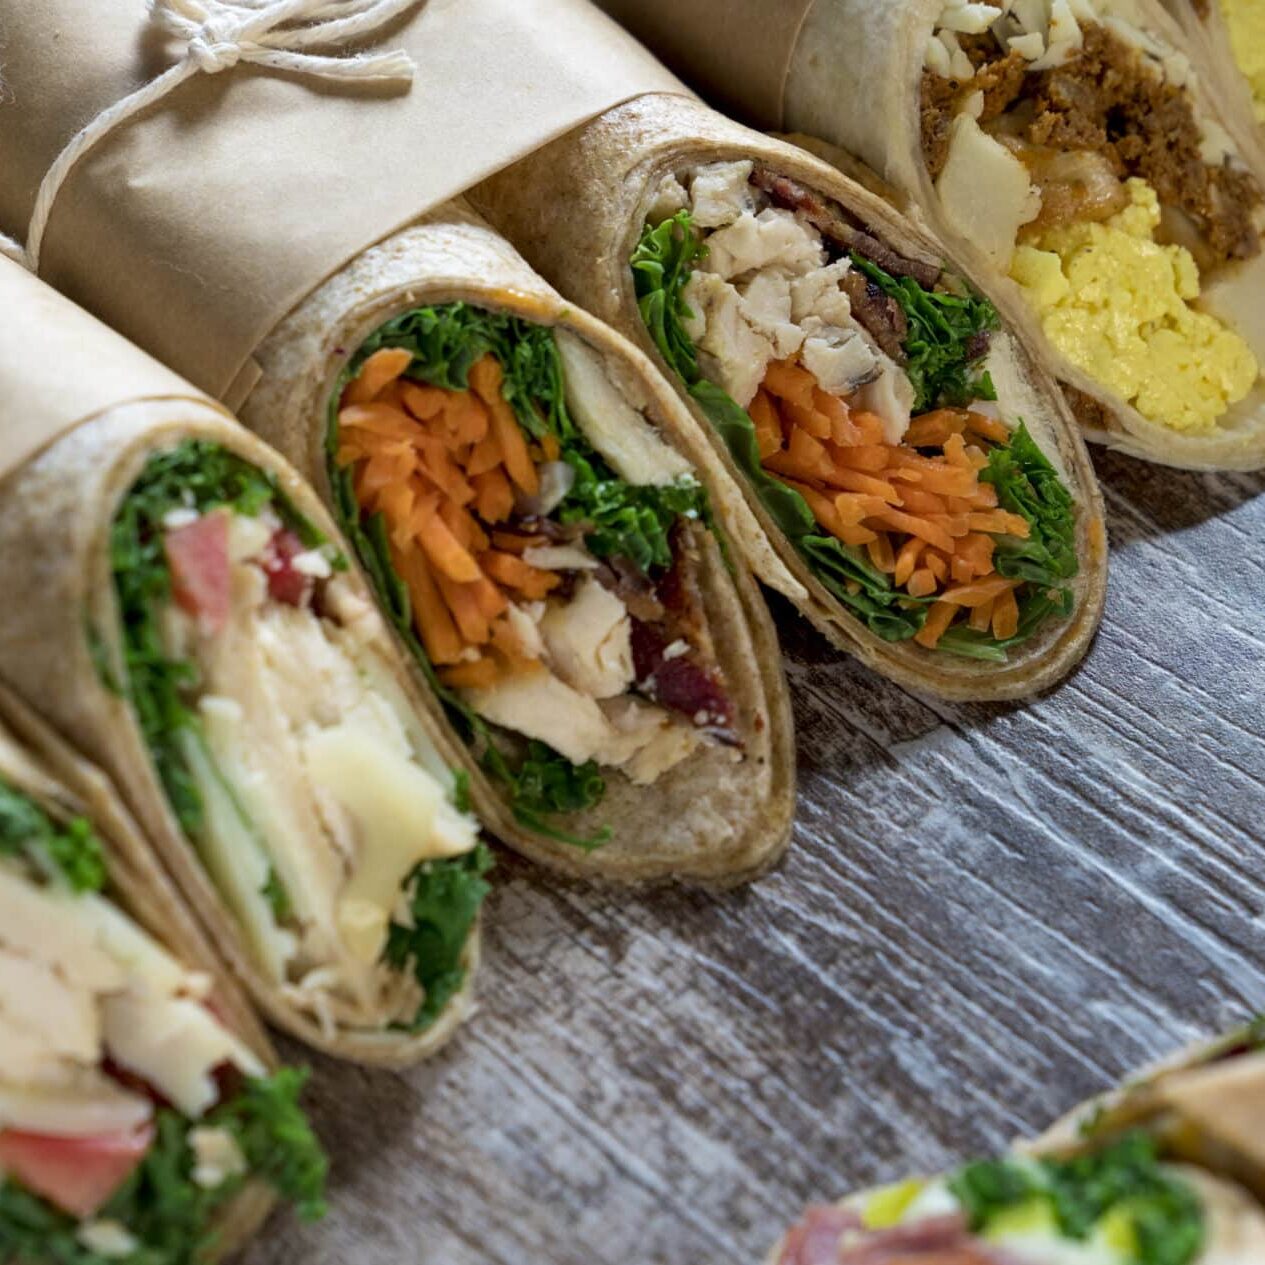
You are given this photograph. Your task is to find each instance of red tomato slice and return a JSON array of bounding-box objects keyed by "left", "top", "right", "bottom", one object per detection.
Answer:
[
  {"left": 165, "top": 510, "right": 231, "bottom": 633},
  {"left": 262, "top": 528, "right": 312, "bottom": 607},
  {"left": 0, "top": 1123, "right": 155, "bottom": 1219}
]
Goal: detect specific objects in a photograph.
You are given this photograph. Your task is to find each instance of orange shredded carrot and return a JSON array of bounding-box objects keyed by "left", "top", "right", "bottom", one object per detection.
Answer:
[
  {"left": 762, "top": 359, "right": 817, "bottom": 409},
  {"left": 472, "top": 468, "right": 515, "bottom": 523},
  {"left": 904, "top": 409, "right": 968, "bottom": 447},
  {"left": 939, "top": 576, "right": 1018, "bottom": 608},
  {"left": 438, "top": 657, "right": 500, "bottom": 690},
  {"left": 992, "top": 586, "right": 1020, "bottom": 639},
  {"left": 893, "top": 537, "right": 924, "bottom": 588},
  {"left": 398, "top": 381, "right": 449, "bottom": 422},
  {"left": 907, "top": 568, "right": 938, "bottom": 598},
  {"left": 964, "top": 411, "right": 1011, "bottom": 445},
  {"left": 867, "top": 533, "right": 896, "bottom": 574},
  {"left": 342, "top": 348, "right": 412, "bottom": 406},
  {"left": 969, "top": 598, "right": 995, "bottom": 633},
  {"left": 914, "top": 600, "right": 959, "bottom": 650},
  {"left": 750, "top": 390, "right": 784, "bottom": 459}
]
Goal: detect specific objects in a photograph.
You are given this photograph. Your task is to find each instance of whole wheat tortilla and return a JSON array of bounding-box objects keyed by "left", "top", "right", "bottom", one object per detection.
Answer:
[
  {"left": 470, "top": 94, "right": 1108, "bottom": 702},
  {"left": 0, "top": 683, "right": 279, "bottom": 1259},
  {"left": 0, "top": 260, "right": 480, "bottom": 1065},
  {"left": 596, "top": 0, "right": 1265, "bottom": 471},
  {"left": 243, "top": 199, "right": 798, "bottom": 884}
]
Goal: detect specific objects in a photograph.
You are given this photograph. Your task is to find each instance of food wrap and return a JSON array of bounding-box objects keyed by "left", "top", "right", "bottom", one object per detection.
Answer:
[
  {"left": 0, "top": 256, "right": 481, "bottom": 1064},
  {"left": 471, "top": 92, "right": 1108, "bottom": 702},
  {"left": 596, "top": 0, "right": 1265, "bottom": 473},
  {"left": 0, "top": 682, "right": 279, "bottom": 1260},
  {"left": 0, "top": 0, "right": 795, "bottom": 883},
  {"left": 243, "top": 200, "right": 797, "bottom": 883},
  {"left": 769, "top": 1022, "right": 1265, "bottom": 1265}
]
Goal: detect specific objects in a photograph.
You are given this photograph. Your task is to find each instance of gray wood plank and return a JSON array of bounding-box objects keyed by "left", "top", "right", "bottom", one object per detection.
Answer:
[{"left": 241, "top": 450, "right": 1265, "bottom": 1265}]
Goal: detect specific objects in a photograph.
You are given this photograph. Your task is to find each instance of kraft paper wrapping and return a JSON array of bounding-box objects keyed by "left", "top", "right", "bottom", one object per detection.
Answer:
[
  {"left": 0, "top": 681, "right": 279, "bottom": 1259},
  {"left": 598, "top": 0, "right": 1265, "bottom": 471},
  {"left": 0, "top": 0, "right": 688, "bottom": 408},
  {"left": 0, "top": 257, "right": 482, "bottom": 1065},
  {"left": 471, "top": 92, "right": 1108, "bottom": 702}
]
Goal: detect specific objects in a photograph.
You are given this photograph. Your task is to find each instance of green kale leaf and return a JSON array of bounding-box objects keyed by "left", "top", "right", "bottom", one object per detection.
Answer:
[
  {"left": 848, "top": 251, "right": 999, "bottom": 413},
  {"left": 385, "top": 843, "right": 494, "bottom": 1030},
  {"left": 0, "top": 778, "right": 106, "bottom": 892}
]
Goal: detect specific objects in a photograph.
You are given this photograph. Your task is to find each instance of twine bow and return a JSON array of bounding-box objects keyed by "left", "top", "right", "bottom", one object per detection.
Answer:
[{"left": 0, "top": 0, "right": 422, "bottom": 270}]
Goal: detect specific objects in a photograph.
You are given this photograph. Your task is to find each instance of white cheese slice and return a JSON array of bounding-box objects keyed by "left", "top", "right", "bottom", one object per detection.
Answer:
[
  {"left": 0, "top": 946, "right": 99, "bottom": 1062},
  {"left": 936, "top": 113, "right": 1041, "bottom": 271},
  {"left": 302, "top": 719, "right": 472, "bottom": 966},
  {"left": 0, "top": 869, "right": 125, "bottom": 993},
  {"left": 102, "top": 993, "right": 263, "bottom": 1118},
  {"left": 556, "top": 330, "right": 692, "bottom": 487},
  {"left": 0, "top": 1075, "right": 152, "bottom": 1137}
]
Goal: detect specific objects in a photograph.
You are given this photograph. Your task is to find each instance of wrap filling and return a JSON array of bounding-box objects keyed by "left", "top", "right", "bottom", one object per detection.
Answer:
[
  {"left": 329, "top": 305, "right": 742, "bottom": 849},
  {"left": 635, "top": 161, "right": 1079, "bottom": 659},
  {"left": 0, "top": 778, "right": 326, "bottom": 1260}
]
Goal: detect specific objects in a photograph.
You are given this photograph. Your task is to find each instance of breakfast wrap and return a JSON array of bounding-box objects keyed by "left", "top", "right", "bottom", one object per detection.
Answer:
[
  {"left": 770, "top": 1024, "right": 1265, "bottom": 1265},
  {"left": 0, "top": 0, "right": 795, "bottom": 882},
  {"left": 596, "top": 0, "right": 1265, "bottom": 472},
  {"left": 0, "top": 683, "right": 327, "bottom": 1261},
  {"left": 1160, "top": 0, "right": 1265, "bottom": 168},
  {"left": 0, "top": 257, "right": 491, "bottom": 1065},
  {"left": 472, "top": 94, "right": 1108, "bottom": 701}
]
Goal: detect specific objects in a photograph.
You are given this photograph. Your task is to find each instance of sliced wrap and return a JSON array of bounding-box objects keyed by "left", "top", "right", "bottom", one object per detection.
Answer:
[
  {"left": 472, "top": 94, "right": 1108, "bottom": 700},
  {"left": 0, "top": 0, "right": 794, "bottom": 882},
  {"left": 769, "top": 1022, "right": 1265, "bottom": 1265},
  {"left": 598, "top": 0, "right": 1265, "bottom": 471},
  {"left": 0, "top": 258, "right": 490, "bottom": 1065},
  {"left": 243, "top": 201, "right": 796, "bottom": 881},
  {"left": 0, "top": 683, "right": 327, "bottom": 1262}
]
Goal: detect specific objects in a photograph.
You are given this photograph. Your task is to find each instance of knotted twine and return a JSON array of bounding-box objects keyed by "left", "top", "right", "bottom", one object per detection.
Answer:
[{"left": 0, "top": 0, "right": 423, "bottom": 270}]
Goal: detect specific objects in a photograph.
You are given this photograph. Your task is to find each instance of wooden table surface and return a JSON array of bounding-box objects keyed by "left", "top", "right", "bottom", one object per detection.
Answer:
[{"left": 243, "top": 449, "right": 1265, "bottom": 1265}]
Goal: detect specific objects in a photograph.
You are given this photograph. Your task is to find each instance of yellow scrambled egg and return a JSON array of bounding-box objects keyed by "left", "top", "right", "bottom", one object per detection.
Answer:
[
  {"left": 1010, "top": 179, "right": 1259, "bottom": 433},
  {"left": 1221, "top": 0, "right": 1265, "bottom": 122}
]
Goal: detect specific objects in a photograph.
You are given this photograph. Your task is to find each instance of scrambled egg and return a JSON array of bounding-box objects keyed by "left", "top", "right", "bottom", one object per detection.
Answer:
[
  {"left": 1010, "top": 179, "right": 1259, "bottom": 433},
  {"left": 1221, "top": 0, "right": 1265, "bottom": 122}
]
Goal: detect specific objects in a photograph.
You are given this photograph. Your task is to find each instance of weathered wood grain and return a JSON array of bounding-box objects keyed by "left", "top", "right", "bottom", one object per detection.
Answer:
[{"left": 242, "top": 450, "right": 1265, "bottom": 1265}]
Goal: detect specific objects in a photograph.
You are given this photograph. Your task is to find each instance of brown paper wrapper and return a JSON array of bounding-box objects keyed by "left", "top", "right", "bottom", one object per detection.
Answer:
[
  {"left": 241, "top": 198, "right": 798, "bottom": 884},
  {"left": 0, "top": 0, "right": 687, "bottom": 407},
  {"left": 594, "top": 0, "right": 1265, "bottom": 471},
  {"left": 471, "top": 93, "right": 1108, "bottom": 702},
  {"left": 0, "top": 259, "right": 481, "bottom": 1064},
  {"left": 0, "top": 682, "right": 279, "bottom": 1259}
]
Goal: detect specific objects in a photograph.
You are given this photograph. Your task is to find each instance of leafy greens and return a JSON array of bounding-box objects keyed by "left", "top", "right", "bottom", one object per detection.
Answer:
[
  {"left": 949, "top": 1132, "right": 1204, "bottom": 1265},
  {"left": 632, "top": 210, "right": 1078, "bottom": 660},
  {"left": 332, "top": 301, "right": 710, "bottom": 848},
  {"left": 0, "top": 1069, "right": 327, "bottom": 1265},
  {"left": 0, "top": 777, "right": 106, "bottom": 892}
]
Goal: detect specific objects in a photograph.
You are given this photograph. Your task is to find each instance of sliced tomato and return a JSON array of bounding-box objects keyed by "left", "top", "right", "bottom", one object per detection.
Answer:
[
  {"left": 165, "top": 510, "right": 231, "bottom": 633},
  {"left": 0, "top": 1123, "right": 155, "bottom": 1219},
  {"left": 262, "top": 528, "right": 312, "bottom": 607}
]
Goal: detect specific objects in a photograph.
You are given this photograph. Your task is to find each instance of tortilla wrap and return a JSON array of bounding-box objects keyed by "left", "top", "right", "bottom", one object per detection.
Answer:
[
  {"left": 596, "top": 0, "right": 1265, "bottom": 472},
  {"left": 0, "top": 256, "right": 482, "bottom": 1065},
  {"left": 767, "top": 1023, "right": 1265, "bottom": 1264},
  {"left": 471, "top": 93, "right": 1108, "bottom": 702},
  {"left": 244, "top": 199, "right": 797, "bottom": 883},
  {"left": 0, "top": 0, "right": 794, "bottom": 882},
  {"left": 0, "top": 682, "right": 280, "bottom": 1260},
  {"left": 1160, "top": 0, "right": 1265, "bottom": 173}
]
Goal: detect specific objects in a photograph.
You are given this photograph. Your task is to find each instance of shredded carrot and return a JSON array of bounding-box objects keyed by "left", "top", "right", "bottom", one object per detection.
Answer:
[
  {"left": 438, "top": 657, "right": 500, "bottom": 690},
  {"left": 745, "top": 354, "right": 1036, "bottom": 652},
  {"left": 341, "top": 348, "right": 412, "bottom": 406}
]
